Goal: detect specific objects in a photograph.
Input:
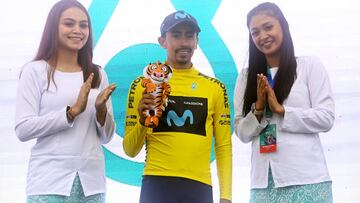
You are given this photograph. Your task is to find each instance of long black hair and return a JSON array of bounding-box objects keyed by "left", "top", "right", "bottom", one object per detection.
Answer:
[
  {"left": 34, "top": 0, "right": 100, "bottom": 89},
  {"left": 242, "top": 2, "right": 297, "bottom": 115}
]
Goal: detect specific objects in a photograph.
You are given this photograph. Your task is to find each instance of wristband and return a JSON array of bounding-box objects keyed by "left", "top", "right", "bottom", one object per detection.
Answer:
[
  {"left": 66, "top": 106, "right": 74, "bottom": 121},
  {"left": 251, "top": 103, "right": 264, "bottom": 116}
]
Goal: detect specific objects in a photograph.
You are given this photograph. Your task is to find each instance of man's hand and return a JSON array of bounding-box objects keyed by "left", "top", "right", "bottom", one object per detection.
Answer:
[{"left": 137, "top": 90, "right": 155, "bottom": 127}]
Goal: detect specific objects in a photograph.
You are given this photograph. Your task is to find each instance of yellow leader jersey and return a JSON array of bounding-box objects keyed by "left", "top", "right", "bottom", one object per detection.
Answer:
[{"left": 123, "top": 66, "right": 232, "bottom": 200}]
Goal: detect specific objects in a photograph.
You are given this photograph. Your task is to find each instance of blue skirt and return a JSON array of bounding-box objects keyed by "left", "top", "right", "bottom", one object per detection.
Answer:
[
  {"left": 250, "top": 169, "right": 333, "bottom": 203},
  {"left": 27, "top": 174, "right": 105, "bottom": 203}
]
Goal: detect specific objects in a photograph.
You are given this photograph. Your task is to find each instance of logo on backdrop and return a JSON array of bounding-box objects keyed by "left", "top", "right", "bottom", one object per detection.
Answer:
[{"left": 88, "top": 0, "right": 237, "bottom": 186}]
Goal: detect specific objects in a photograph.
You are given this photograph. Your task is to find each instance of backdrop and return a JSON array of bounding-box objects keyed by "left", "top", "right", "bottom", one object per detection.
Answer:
[{"left": 1, "top": 0, "right": 359, "bottom": 202}]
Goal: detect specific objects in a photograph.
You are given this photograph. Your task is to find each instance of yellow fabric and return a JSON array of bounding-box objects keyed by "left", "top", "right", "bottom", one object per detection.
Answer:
[{"left": 123, "top": 66, "right": 232, "bottom": 200}]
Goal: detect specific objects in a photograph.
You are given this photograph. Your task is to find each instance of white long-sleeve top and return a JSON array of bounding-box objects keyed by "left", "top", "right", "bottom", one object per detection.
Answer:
[
  {"left": 234, "top": 56, "right": 335, "bottom": 189},
  {"left": 15, "top": 60, "right": 115, "bottom": 196}
]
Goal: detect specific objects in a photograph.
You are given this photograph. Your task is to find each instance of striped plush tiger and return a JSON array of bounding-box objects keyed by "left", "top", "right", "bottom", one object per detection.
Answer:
[{"left": 141, "top": 61, "right": 172, "bottom": 127}]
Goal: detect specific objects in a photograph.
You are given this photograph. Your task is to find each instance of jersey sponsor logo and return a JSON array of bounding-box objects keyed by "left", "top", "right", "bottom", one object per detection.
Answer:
[
  {"left": 126, "top": 115, "right": 137, "bottom": 119},
  {"left": 127, "top": 77, "right": 142, "bottom": 109},
  {"left": 167, "top": 110, "right": 194, "bottom": 127},
  {"left": 219, "top": 120, "right": 231, "bottom": 125},
  {"left": 125, "top": 121, "right": 137, "bottom": 126},
  {"left": 198, "top": 73, "right": 229, "bottom": 108},
  {"left": 153, "top": 96, "right": 207, "bottom": 136},
  {"left": 191, "top": 82, "right": 197, "bottom": 90}
]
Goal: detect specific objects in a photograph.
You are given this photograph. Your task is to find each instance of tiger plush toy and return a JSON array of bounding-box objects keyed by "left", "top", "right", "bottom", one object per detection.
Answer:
[{"left": 141, "top": 61, "right": 172, "bottom": 128}]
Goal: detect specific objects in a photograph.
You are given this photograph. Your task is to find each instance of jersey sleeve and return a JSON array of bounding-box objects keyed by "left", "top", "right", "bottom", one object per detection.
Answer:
[
  {"left": 213, "top": 82, "right": 232, "bottom": 201},
  {"left": 122, "top": 77, "right": 149, "bottom": 157}
]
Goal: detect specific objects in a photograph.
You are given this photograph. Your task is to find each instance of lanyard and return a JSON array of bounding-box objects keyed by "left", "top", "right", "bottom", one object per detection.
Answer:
[
  {"left": 266, "top": 64, "right": 275, "bottom": 88},
  {"left": 265, "top": 65, "right": 275, "bottom": 118}
]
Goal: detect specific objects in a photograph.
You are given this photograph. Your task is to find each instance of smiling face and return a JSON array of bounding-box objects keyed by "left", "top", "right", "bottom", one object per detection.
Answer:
[
  {"left": 58, "top": 7, "right": 89, "bottom": 53},
  {"left": 249, "top": 13, "right": 283, "bottom": 59},
  {"left": 158, "top": 22, "right": 198, "bottom": 69}
]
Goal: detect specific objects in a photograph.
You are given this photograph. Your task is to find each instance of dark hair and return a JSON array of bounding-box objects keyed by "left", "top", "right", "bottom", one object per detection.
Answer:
[
  {"left": 34, "top": 0, "right": 100, "bottom": 89},
  {"left": 242, "top": 2, "right": 297, "bottom": 115}
]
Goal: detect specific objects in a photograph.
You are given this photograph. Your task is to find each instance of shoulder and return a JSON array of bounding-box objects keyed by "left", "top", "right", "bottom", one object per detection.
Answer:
[
  {"left": 239, "top": 67, "right": 249, "bottom": 77},
  {"left": 296, "top": 56, "right": 327, "bottom": 74},
  {"left": 235, "top": 68, "right": 249, "bottom": 85},
  {"left": 197, "top": 72, "right": 227, "bottom": 90},
  {"left": 129, "top": 76, "right": 144, "bottom": 89},
  {"left": 296, "top": 56, "right": 323, "bottom": 65},
  {"left": 296, "top": 56, "right": 325, "bottom": 69},
  {"left": 197, "top": 72, "right": 229, "bottom": 105},
  {"left": 132, "top": 76, "right": 144, "bottom": 84},
  {"left": 20, "top": 60, "right": 48, "bottom": 79}
]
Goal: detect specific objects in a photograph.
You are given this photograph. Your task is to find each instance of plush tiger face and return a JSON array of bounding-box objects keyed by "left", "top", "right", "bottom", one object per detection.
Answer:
[{"left": 144, "top": 61, "right": 172, "bottom": 84}]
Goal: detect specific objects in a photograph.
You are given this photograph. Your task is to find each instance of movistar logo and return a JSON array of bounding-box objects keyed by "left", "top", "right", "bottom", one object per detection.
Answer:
[
  {"left": 167, "top": 110, "right": 194, "bottom": 127},
  {"left": 175, "top": 11, "right": 191, "bottom": 20}
]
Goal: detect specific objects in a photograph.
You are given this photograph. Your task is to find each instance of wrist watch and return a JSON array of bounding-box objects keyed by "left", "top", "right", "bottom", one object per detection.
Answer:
[
  {"left": 251, "top": 103, "right": 264, "bottom": 116},
  {"left": 66, "top": 106, "right": 74, "bottom": 121}
]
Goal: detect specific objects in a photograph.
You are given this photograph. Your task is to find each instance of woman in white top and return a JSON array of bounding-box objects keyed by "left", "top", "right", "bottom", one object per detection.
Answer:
[
  {"left": 234, "top": 2, "right": 335, "bottom": 202},
  {"left": 15, "top": 0, "right": 116, "bottom": 202}
]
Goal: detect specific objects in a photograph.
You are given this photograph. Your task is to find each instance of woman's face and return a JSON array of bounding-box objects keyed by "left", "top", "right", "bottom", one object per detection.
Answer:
[
  {"left": 58, "top": 7, "right": 89, "bottom": 52},
  {"left": 249, "top": 14, "right": 283, "bottom": 58}
]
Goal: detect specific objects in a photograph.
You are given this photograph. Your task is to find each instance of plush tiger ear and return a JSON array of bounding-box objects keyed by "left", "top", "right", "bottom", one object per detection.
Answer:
[
  {"left": 164, "top": 64, "right": 173, "bottom": 82},
  {"left": 165, "top": 64, "right": 172, "bottom": 73},
  {"left": 164, "top": 62, "right": 171, "bottom": 71},
  {"left": 144, "top": 63, "right": 154, "bottom": 78}
]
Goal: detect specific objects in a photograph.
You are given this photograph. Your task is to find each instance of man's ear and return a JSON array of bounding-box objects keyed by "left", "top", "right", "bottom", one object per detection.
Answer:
[{"left": 158, "top": 36, "right": 166, "bottom": 49}]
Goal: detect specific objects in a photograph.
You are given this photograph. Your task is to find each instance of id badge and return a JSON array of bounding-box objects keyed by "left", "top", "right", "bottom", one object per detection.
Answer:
[{"left": 260, "top": 124, "right": 277, "bottom": 153}]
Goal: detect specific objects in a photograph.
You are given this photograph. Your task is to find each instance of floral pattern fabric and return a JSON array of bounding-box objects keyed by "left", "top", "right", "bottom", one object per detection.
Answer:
[
  {"left": 27, "top": 174, "right": 105, "bottom": 203},
  {"left": 250, "top": 169, "right": 333, "bottom": 203}
]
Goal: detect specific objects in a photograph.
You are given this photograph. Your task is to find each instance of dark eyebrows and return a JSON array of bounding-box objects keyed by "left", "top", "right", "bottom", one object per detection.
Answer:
[
  {"left": 62, "top": 18, "right": 88, "bottom": 24},
  {"left": 250, "top": 27, "right": 258, "bottom": 33},
  {"left": 262, "top": 21, "right": 273, "bottom": 26},
  {"left": 250, "top": 21, "right": 273, "bottom": 31},
  {"left": 169, "top": 30, "right": 196, "bottom": 35},
  {"left": 169, "top": 30, "right": 181, "bottom": 34}
]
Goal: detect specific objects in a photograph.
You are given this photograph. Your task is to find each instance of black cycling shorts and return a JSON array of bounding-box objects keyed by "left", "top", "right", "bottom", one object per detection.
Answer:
[{"left": 139, "top": 175, "right": 213, "bottom": 203}]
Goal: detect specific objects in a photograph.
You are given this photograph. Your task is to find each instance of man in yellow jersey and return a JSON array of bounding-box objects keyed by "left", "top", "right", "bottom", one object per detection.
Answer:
[{"left": 123, "top": 10, "right": 232, "bottom": 203}]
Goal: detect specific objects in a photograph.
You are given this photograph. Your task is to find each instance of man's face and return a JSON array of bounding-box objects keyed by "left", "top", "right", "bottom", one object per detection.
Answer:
[{"left": 158, "top": 22, "right": 198, "bottom": 69}]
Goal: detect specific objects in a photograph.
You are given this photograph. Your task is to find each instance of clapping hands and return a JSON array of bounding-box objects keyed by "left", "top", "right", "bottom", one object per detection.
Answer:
[{"left": 68, "top": 73, "right": 116, "bottom": 125}]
